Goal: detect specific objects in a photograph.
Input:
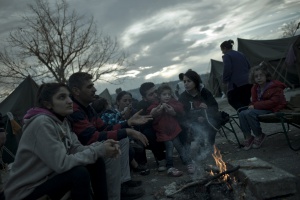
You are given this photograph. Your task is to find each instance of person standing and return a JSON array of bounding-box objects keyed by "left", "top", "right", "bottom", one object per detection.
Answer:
[
  {"left": 175, "top": 73, "right": 185, "bottom": 99},
  {"left": 220, "top": 39, "right": 252, "bottom": 110}
]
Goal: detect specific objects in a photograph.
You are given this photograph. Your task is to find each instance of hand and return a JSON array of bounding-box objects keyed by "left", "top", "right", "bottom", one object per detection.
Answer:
[
  {"left": 0, "top": 130, "right": 6, "bottom": 147},
  {"left": 127, "top": 109, "right": 153, "bottom": 126},
  {"left": 126, "top": 128, "right": 149, "bottom": 147},
  {"left": 199, "top": 103, "right": 208, "bottom": 109},
  {"left": 164, "top": 104, "right": 176, "bottom": 116},
  {"left": 248, "top": 105, "right": 254, "bottom": 109},
  {"left": 122, "top": 104, "right": 132, "bottom": 120},
  {"left": 150, "top": 104, "right": 164, "bottom": 117},
  {"left": 103, "top": 139, "right": 121, "bottom": 158}
]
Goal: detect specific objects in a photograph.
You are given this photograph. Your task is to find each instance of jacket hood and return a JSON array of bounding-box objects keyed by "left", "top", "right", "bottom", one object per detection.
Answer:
[{"left": 23, "top": 108, "right": 62, "bottom": 129}]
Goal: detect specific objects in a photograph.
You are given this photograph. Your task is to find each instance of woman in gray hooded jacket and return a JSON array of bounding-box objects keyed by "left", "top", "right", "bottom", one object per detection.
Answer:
[{"left": 4, "top": 83, "right": 120, "bottom": 200}]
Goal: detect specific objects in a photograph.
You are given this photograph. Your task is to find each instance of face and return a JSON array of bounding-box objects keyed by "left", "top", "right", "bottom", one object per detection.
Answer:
[
  {"left": 49, "top": 87, "right": 73, "bottom": 116},
  {"left": 144, "top": 86, "right": 157, "bottom": 103},
  {"left": 117, "top": 94, "right": 132, "bottom": 111},
  {"left": 183, "top": 76, "right": 196, "bottom": 92},
  {"left": 159, "top": 89, "right": 172, "bottom": 103},
  {"left": 254, "top": 70, "right": 267, "bottom": 86},
  {"left": 221, "top": 47, "right": 227, "bottom": 54},
  {"left": 73, "top": 79, "right": 97, "bottom": 106}
]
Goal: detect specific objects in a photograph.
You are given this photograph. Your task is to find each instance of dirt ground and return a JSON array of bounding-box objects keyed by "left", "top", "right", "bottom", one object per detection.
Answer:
[{"left": 131, "top": 88, "right": 300, "bottom": 200}]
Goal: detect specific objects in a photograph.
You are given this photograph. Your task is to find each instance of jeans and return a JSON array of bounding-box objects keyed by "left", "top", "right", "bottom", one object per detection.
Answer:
[
  {"left": 239, "top": 109, "right": 272, "bottom": 138},
  {"left": 164, "top": 135, "right": 192, "bottom": 169}
]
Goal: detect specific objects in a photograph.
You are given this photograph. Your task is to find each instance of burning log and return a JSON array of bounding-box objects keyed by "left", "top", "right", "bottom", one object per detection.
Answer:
[{"left": 167, "top": 165, "right": 240, "bottom": 197}]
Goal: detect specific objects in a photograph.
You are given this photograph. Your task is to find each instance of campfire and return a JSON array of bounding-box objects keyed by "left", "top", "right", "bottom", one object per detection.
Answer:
[{"left": 164, "top": 145, "right": 240, "bottom": 200}]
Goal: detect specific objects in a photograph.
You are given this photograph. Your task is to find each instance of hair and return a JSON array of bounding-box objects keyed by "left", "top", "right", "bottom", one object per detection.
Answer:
[
  {"left": 116, "top": 91, "right": 132, "bottom": 103},
  {"left": 139, "top": 82, "right": 155, "bottom": 97},
  {"left": 249, "top": 64, "right": 273, "bottom": 84},
  {"left": 91, "top": 97, "right": 109, "bottom": 113},
  {"left": 156, "top": 83, "right": 173, "bottom": 97},
  {"left": 178, "top": 73, "right": 184, "bottom": 80},
  {"left": 36, "top": 82, "right": 69, "bottom": 108},
  {"left": 220, "top": 39, "right": 234, "bottom": 49},
  {"left": 184, "top": 70, "right": 202, "bottom": 91},
  {"left": 68, "top": 72, "right": 93, "bottom": 90}
]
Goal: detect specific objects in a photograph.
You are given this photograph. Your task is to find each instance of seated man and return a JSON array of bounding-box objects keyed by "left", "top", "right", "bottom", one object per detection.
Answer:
[
  {"left": 136, "top": 82, "right": 166, "bottom": 171},
  {"left": 68, "top": 72, "right": 151, "bottom": 200}
]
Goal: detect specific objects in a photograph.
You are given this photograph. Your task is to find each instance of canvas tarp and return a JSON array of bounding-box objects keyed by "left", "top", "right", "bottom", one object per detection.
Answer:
[
  {"left": 0, "top": 76, "right": 39, "bottom": 163},
  {"left": 99, "top": 88, "right": 113, "bottom": 105},
  {"left": 207, "top": 59, "right": 227, "bottom": 97},
  {"left": 237, "top": 36, "right": 300, "bottom": 88}
]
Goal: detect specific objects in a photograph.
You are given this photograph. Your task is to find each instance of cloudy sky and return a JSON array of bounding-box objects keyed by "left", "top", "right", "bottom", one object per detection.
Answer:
[{"left": 0, "top": 0, "right": 299, "bottom": 94}]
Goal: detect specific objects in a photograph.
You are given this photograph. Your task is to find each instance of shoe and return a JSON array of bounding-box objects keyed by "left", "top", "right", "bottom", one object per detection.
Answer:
[
  {"left": 157, "top": 159, "right": 166, "bottom": 172},
  {"left": 187, "top": 163, "right": 195, "bottom": 174},
  {"left": 132, "top": 164, "right": 150, "bottom": 176},
  {"left": 122, "top": 180, "right": 142, "bottom": 188},
  {"left": 121, "top": 185, "right": 145, "bottom": 200},
  {"left": 167, "top": 167, "right": 183, "bottom": 177},
  {"left": 252, "top": 133, "right": 266, "bottom": 149},
  {"left": 242, "top": 136, "right": 254, "bottom": 150}
]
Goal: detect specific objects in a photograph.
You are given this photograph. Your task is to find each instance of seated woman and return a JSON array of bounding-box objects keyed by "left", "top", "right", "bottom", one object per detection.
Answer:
[
  {"left": 178, "top": 70, "right": 221, "bottom": 156},
  {"left": 239, "top": 64, "right": 287, "bottom": 150},
  {"left": 4, "top": 83, "right": 120, "bottom": 200}
]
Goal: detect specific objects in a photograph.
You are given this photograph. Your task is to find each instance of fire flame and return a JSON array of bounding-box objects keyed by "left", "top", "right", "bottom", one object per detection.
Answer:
[{"left": 212, "top": 145, "right": 229, "bottom": 181}]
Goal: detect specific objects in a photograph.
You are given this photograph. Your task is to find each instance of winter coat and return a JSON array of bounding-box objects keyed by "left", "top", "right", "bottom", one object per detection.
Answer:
[
  {"left": 251, "top": 80, "right": 287, "bottom": 112},
  {"left": 4, "top": 108, "right": 106, "bottom": 200},
  {"left": 147, "top": 99, "right": 185, "bottom": 142}
]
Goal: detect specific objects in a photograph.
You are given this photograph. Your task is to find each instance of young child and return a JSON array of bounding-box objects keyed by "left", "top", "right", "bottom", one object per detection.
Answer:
[
  {"left": 239, "top": 64, "right": 287, "bottom": 150},
  {"left": 147, "top": 83, "right": 195, "bottom": 177}
]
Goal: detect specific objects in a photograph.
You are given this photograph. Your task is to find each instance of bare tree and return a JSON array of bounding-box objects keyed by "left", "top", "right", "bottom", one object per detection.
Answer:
[
  {"left": 0, "top": 0, "right": 129, "bottom": 87},
  {"left": 281, "top": 20, "right": 300, "bottom": 38}
]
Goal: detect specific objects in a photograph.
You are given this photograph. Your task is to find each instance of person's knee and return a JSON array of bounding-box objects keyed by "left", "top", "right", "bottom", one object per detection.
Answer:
[{"left": 70, "top": 166, "right": 90, "bottom": 185}]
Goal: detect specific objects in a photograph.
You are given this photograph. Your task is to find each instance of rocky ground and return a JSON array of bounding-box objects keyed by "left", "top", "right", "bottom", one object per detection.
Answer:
[{"left": 131, "top": 88, "right": 300, "bottom": 200}]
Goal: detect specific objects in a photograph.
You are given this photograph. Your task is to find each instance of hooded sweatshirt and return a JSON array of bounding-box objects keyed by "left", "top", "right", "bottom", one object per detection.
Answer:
[{"left": 4, "top": 108, "right": 106, "bottom": 200}]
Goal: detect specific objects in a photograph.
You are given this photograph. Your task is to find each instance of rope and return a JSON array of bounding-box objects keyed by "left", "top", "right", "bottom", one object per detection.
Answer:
[{"left": 203, "top": 109, "right": 220, "bottom": 131}]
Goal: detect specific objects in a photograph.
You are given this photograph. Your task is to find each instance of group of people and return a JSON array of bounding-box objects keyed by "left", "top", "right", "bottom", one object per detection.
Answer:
[{"left": 0, "top": 39, "right": 289, "bottom": 200}]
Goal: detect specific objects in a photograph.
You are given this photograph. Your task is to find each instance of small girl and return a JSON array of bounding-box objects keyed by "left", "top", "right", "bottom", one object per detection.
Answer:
[
  {"left": 239, "top": 64, "right": 287, "bottom": 150},
  {"left": 147, "top": 83, "right": 195, "bottom": 177}
]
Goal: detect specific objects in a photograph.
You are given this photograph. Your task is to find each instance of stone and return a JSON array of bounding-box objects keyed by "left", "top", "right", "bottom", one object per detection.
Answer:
[{"left": 228, "top": 157, "right": 297, "bottom": 199}]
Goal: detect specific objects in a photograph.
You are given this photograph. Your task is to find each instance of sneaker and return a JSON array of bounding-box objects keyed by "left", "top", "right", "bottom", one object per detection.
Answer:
[
  {"left": 157, "top": 159, "right": 166, "bottom": 172},
  {"left": 167, "top": 167, "right": 183, "bottom": 177},
  {"left": 187, "top": 163, "right": 195, "bottom": 174},
  {"left": 121, "top": 185, "right": 145, "bottom": 200},
  {"left": 242, "top": 136, "right": 254, "bottom": 150},
  {"left": 252, "top": 133, "right": 266, "bottom": 149}
]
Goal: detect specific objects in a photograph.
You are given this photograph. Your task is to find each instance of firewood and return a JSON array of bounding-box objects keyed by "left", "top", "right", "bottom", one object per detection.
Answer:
[
  {"left": 239, "top": 165, "right": 272, "bottom": 169},
  {"left": 167, "top": 165, "right": 240, "bottom": 197}
]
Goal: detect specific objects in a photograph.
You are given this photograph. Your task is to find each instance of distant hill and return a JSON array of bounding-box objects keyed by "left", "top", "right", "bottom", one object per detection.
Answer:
[{"left": 110, "top": 73, "right": 209, "bottom": 103}]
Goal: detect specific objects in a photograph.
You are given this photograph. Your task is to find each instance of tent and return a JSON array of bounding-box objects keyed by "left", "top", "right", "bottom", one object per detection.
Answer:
[
  {"left": 237, "top": 36, "right": 300, "bottom": 88},
  {"left": 207, "top": 36, "right": 300, "bottom": 95},
  {"left": 207, "top": 59, "right": 226, "bottom": 97},
  {"left": 98, "top": 88, "right": 113, "bottom": 105},
  {"left": 0, "top": 76, "right": 39, "bottom": 163}
]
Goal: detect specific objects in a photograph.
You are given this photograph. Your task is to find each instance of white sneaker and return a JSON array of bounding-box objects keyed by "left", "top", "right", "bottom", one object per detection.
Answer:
[{"left": 157, "top": 160, "right": 166, "bottom": 172}]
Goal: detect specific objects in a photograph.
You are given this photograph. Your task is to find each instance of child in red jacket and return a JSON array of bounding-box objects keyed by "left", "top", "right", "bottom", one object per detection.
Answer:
[
  {"left": 239, "top": 64, "right": 287, "bottom": 150},
  {"left": 147, "top": 83, "right": 195, "bottom": 176}
]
